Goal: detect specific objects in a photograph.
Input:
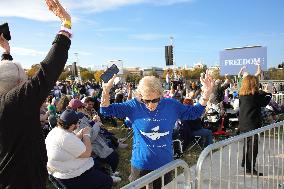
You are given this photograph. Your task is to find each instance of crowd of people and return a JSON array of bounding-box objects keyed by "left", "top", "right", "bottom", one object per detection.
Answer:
[
  {"left": 41, "top": 63, "right": 282, "bottom": 186},
  {"left": 0, "top": 1, "right": 284, "bottom": 189}
]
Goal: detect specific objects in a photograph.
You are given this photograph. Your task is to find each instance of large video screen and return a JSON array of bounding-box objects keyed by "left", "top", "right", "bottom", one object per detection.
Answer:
[{"left": 219, "top": 46, "right": 267, "bottom": 75}]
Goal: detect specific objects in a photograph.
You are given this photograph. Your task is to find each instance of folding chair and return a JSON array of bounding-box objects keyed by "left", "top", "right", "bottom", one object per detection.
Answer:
[
  {"left": 188, "top": 136, "right": 203, "bottom": 151},
  {"left": 119, "top": 117, "right": 133, "bottom": 142},
  {"left": 48, "top": 174, "right": 65, "bottom": 189}
]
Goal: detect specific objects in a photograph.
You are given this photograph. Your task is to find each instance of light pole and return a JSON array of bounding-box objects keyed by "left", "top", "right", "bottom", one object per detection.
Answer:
[
  {"left": 169, "top": 36, "right": 174, "bottom": 46},
  {"left": 74, "top": 53, "right": 82, "bottom": 82}
]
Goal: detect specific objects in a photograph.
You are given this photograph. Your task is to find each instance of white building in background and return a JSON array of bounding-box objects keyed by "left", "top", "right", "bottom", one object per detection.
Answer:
[
  {"left": 193, "top": 63, "right": 204, "bottom": 69},
  {"left": 142, "top": 67, "right": 164, "bottom": 78},
  {"left": 123, "top": 67, "right": 142, "bottom": 76},
  {"left": 208, "top": 65, "right": 220, "bottom": 71}
]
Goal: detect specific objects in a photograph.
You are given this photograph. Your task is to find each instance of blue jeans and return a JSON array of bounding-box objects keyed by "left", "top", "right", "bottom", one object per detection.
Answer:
[
  {"left": 192, "top": 128, "right": 213, "bottom": 147},
  {"left": 57, "top": 166, "right": 113, "bottom": 189}
]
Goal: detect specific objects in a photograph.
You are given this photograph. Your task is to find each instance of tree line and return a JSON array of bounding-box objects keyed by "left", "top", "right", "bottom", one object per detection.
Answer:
[{"left": 26, "top": 64, "right": 284, "bottom": 83}]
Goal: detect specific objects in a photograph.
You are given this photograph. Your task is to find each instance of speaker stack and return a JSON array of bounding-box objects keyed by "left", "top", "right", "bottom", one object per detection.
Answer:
[{"left": 165, "top": 45, "right": 174, "bottom": 66}]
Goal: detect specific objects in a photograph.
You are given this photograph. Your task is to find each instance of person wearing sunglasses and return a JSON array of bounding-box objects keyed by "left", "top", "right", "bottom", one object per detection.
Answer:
[{"left": 100, "top": 72, "right": 214, "bottom": 189}]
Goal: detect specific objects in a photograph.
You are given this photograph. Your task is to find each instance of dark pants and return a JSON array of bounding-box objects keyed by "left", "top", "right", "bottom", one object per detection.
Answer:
[
  {"left": 57, "top": 166, "right": 113, "bottom": 189},
  {"left": 242, "top": 134, "right": 258, "bottom": 170},
  {"left": 129, "top": 166, "right": 172, "bottom": 189},
  {"left": 97, "top": 151, "right": 119, "bottom": 173},
  {"left": 191, "top": 128, "right": 213, "bottom": 147}
]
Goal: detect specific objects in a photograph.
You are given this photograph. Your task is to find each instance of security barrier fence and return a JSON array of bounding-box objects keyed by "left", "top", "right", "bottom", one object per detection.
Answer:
[{"left": 121, "top": 121, "right": 284, "bottom": 189}]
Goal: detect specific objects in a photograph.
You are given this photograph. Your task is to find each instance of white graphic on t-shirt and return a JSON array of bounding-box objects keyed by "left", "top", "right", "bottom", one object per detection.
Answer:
[{"left": 140, "top": 126, "right": 169, "bottom": 140}]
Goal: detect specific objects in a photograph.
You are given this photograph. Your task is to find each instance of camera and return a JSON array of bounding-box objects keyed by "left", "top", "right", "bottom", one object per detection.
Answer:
[{"left": 0, "top": 23, "right": 11, "bottom": 41}]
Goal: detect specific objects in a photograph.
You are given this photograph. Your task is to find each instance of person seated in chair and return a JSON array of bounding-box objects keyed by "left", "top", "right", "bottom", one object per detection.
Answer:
[
  {"left": 45, "top": 109, "right": 113, "bottom": 189},
  {"left": 75, "top": 112, "right": 122, "bottom": 182},
  {"left": 182, "top": 98, "right": 213, "bottom": 149}
]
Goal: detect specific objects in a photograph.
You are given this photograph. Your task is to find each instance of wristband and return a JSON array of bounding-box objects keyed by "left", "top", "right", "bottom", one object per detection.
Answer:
[
  {"left": 59, "top": 26, "right": 72, "bottom": 38},
  {"left": 62, "top": 20, "right": 72, "bottom": 29},
  {"left": 58, "top": 30, "right": 72, "bottom": 38},
  {"left": 1, "top": 53, "right": 13, "bottom": 61},
  {"left": 83, "top": 134, "right": 91, "bottom": 138}
]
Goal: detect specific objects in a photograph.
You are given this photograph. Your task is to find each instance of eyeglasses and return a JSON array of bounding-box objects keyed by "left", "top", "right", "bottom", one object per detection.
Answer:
[{"left": 141, "top": 98, "right": 160, "bottom": 104}]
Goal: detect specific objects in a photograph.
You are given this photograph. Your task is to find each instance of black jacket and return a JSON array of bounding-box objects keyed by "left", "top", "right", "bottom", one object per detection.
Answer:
[
  {"left": 0, "top": 35, "right": 71, "bottom": 189},
  {"left": 238, "top": 91, "right": 272, "bottom": 132},
  {"left": 211, "top": 82, "right": 230, "bottom": 104}
]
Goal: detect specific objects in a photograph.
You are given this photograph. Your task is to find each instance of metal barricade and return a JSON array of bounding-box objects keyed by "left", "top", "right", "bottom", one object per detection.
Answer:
[
  {"left": 260, "top": 80, "right": 284, "bottom": 93},
  {"left": 121, "top": 159, "right": 192, "bottom": 189},
  {"left": 273, "top": 93, "right": 284, "bottom": 105},
  {"left": 195, "top": 120, "right": 284, "bottom": 189}
]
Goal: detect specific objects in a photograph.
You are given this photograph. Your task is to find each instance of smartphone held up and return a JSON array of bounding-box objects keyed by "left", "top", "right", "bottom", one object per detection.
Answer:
[
  {"left": 100, "top": 64, "right": 119, "bottom": 83},
  {"left": 0, "top": 23, "right": 11, "bottom": 41}
]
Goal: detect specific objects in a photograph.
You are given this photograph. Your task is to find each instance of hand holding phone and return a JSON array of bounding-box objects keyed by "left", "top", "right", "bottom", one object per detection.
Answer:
[
  {"left": 100, "top": 64, "right": 119, "bottom": 83},
  {"left": 0, "top": 23, "right": 11, "bottom": 41}
]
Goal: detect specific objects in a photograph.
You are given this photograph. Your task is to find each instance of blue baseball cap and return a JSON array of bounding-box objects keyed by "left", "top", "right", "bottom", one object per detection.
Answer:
[{"left": 60, "top": 109, "right": 79, "bottom": 125}]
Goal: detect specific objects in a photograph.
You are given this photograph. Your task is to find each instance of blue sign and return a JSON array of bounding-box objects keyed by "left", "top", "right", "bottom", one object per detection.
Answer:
[{"left": 219, "top": 46, "right": 267, "bottom": 75}]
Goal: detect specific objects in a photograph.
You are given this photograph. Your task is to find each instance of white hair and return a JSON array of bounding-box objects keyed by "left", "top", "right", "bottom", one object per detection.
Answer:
[
  {"left": 0, "top": 60, "right": 28, "bottom": 94},
  {"left": 136, "top": 76, "right": 163, "bottom": 98}
]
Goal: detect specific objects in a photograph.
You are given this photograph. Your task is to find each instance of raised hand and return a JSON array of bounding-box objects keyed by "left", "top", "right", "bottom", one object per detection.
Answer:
[
  {"left": 127, "top": 82, "right": 133, "bottom": 90},
  {"left": 200, "top": 70, "right": 214, "bottom": 98},
  {"left": 102, "top": 74, "right": 116, "bottom": 93},
  {"left": 45, "top": 0, "right": 71, "bottom": 22},
  {"left": 255, "top": 59, "right": 261, "bottom": 66},
  {"left": 82, "top": 127, "right": 91, "bottom": 135}
]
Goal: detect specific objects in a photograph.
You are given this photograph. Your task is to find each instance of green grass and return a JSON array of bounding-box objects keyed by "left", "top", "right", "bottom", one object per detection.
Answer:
[
  {"left": 107, "top": 124, "right": 202, "bottom": 189},
  {"left": 47, "top": 115, "right": 284, "bottom": 189},
  {"left": 46, "top": 124, "right": 202, "bottom": 189}
]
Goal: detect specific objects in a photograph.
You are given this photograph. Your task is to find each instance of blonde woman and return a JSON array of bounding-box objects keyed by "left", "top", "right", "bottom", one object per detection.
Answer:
[
  {"left": 239, "top": 75, "right": 272, "bottom": 176},
  {"left": 100, "top": 72, "right": 214, "bottom": 189}
]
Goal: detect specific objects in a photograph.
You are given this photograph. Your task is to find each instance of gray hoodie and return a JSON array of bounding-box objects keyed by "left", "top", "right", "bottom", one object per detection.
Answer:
[{"left": 78, "top": 116, "right": 113, "bottom": 158}]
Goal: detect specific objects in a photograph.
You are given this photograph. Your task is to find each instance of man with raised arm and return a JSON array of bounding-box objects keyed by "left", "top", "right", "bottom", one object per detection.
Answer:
[{"left": 0, "top": 0, "right": 72, "bottom": 188}]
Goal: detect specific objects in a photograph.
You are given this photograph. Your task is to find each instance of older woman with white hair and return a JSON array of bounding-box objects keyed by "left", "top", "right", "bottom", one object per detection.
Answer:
[
  {"left": 100, "top": 72, "right": 214, "bottom": 189},
  {"left": 0, "top": 0, "right": 72, "bottom": 188}
]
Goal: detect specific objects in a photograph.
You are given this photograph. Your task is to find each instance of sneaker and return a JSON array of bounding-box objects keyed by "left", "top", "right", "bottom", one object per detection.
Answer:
[
  {"left": 118, "top": 142, "right": 128, "bottom": 149},
  {"left": 111, "top": 175, "right": 122, "bottom": 182}
]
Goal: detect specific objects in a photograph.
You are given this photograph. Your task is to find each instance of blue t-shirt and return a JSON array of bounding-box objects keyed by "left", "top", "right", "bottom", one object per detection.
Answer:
[{"left": 100, "top": 98, "right": 205, "bottom": 170}]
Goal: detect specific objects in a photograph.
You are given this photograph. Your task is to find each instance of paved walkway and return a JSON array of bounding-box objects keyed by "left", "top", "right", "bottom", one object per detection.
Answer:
[{"left": 166, "top": 136, "right": 284, "bottom": 189}]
